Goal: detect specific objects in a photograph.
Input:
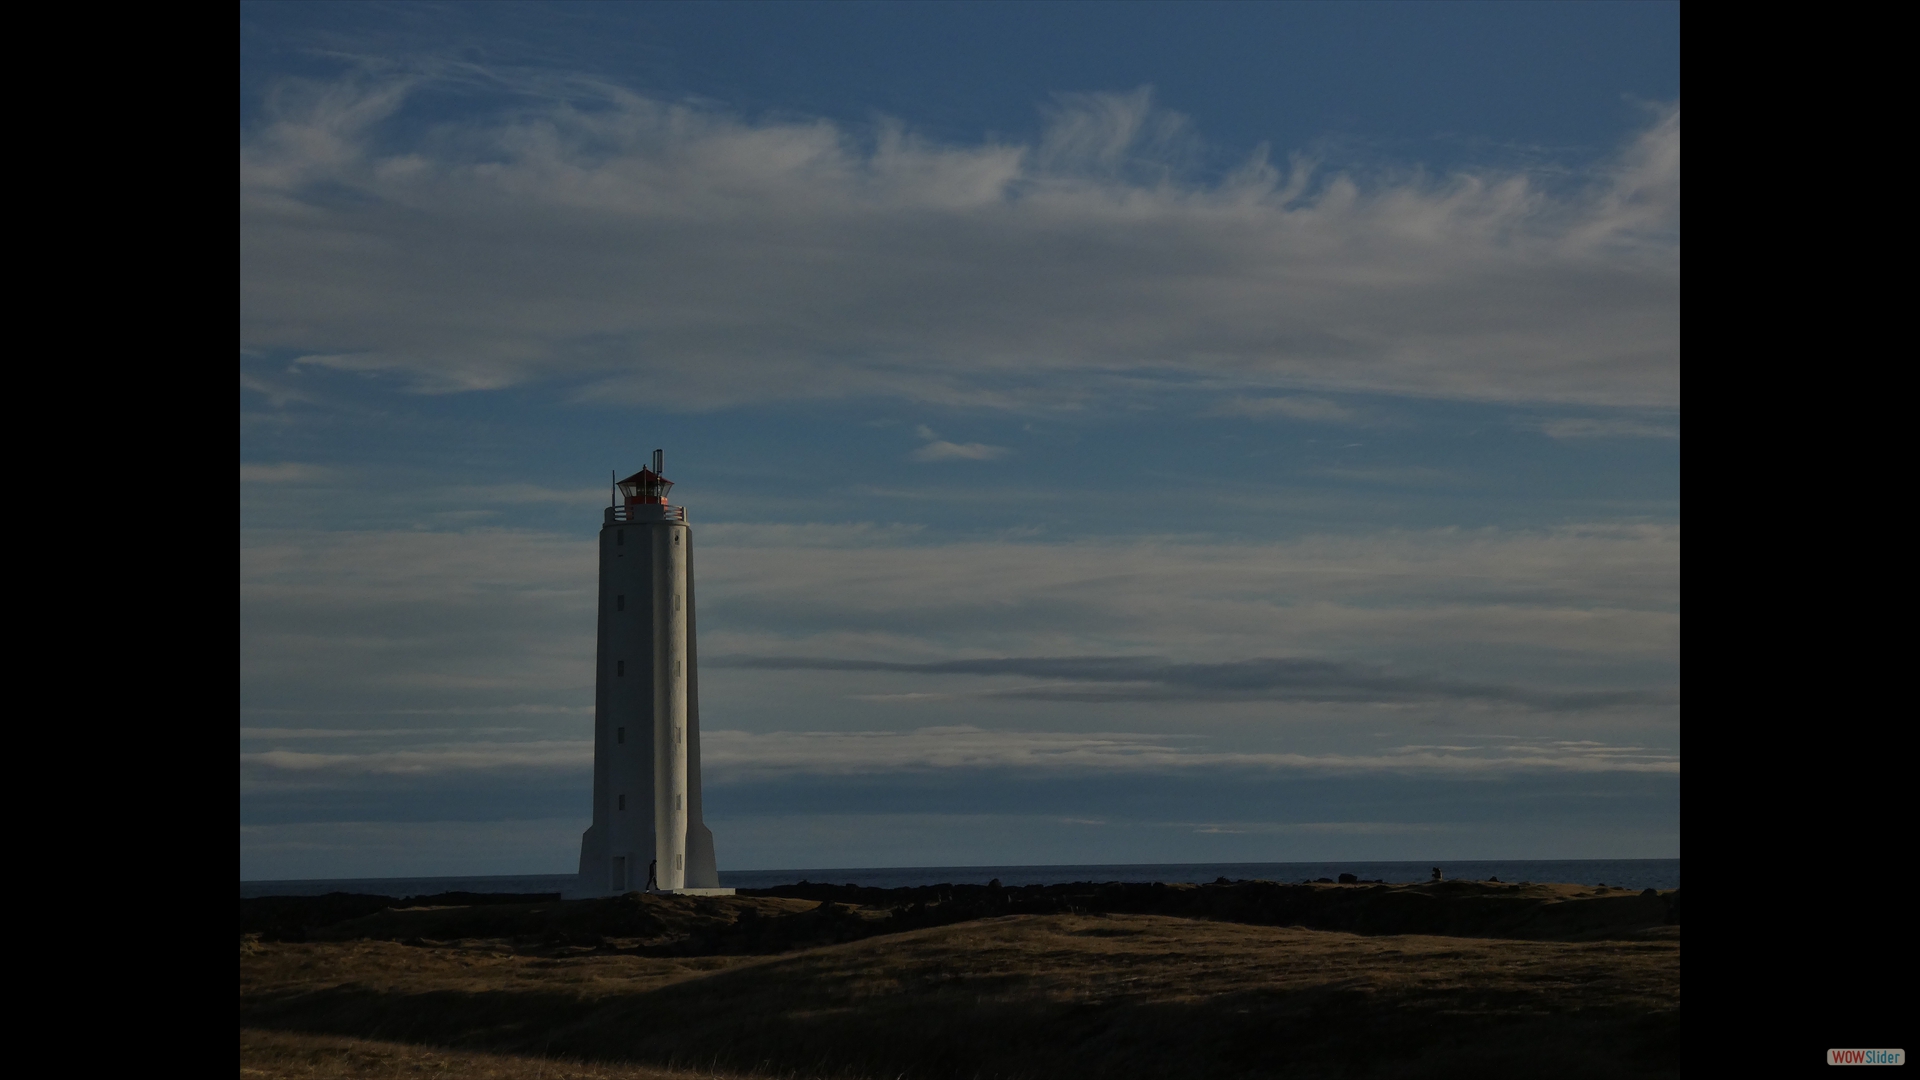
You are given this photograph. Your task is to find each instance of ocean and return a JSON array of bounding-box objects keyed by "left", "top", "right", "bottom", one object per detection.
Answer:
[{"left": 239, "top": 858, "right": 1678, "bottom": 898}]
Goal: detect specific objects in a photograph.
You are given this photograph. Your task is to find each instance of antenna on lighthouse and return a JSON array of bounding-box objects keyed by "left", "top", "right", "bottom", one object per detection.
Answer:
[{"left": 653, "top": 448, "right": 664, "bottom": 475}]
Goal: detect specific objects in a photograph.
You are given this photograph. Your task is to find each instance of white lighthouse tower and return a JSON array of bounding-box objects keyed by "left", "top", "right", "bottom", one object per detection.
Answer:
[{"left": 574, "top": 450, "right": 730, "bottom": 896}]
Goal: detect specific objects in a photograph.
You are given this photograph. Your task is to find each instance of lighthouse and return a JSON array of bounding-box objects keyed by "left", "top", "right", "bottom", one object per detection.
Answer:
[{"left": 574, "top": 450, "right": 730, "bottom": 896}]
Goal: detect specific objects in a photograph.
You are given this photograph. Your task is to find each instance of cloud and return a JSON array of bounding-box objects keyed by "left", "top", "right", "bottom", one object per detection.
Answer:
[
  {"left": 241, "top": 527, "right": 597, "bottom": 714},
  {"left": 691, "top": 523, "right": 1680, "bottom": 668},
  {"left": 241, "top": 78, "right": 1678, "bottom": 408},
  {"left": 1534, "top": 417, "right": 1679, "bottom": 439},
  {"left": 240, "top": 522, "right": 1677, "bottom": 729},
  {"left": 696, "top": 522, "right": 929, "bottom": 547},
  {"left": 1301, "top": 464, "right": 1459, "bottom": 487},
  {"left": 240, "top": 372, "right": 321, "bottom": 408},
  {"left": 695, "top": 727, "right": 1677, "bottom": 776},
  {"left": 1185, "top": 821, "right": 1451, "bottom": 836},
  {"left": 240, "top": 817, "right": 591, "bottom": 879},
  {"left": 912, "top": 440, "right": 1009, "bottom": 462},
  {"left": 1212, "top": 396, "right": 1358, "bottom": 422},
  {"left": 440, "top": 483, "right": 611, "bottom": 505},
  {"left": 709, "top": 654, "right": 1667, "bottom": 711},
  {"left": 241, "top": 463, "right": 337, "bottom": 483},
  {"left": 236, "top": 727, "right": 1674, "bottom": 780},
  {"left": 242, "top": 741, "right": 591, "bottom": 775},
  {"left": 1033, "top": 87, "right": 1203, "bottom": 181},
  {"left": 910, "top": 424, "right": 1009, "bottom": 461}
]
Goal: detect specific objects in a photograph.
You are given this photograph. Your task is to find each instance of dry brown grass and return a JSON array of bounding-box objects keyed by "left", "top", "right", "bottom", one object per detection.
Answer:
[
  {"left": 762, "top": 912, "right": 1679, "bottom": 1010},
  {"left": 240, "top": 1029, "right": 750, "bottom": 1079},
  {"left": 240, "top": 933, "right": 764, "bottom": 1000},
  {"left": 242, "top": 912, "right": 1678, "bottom": 1079}
]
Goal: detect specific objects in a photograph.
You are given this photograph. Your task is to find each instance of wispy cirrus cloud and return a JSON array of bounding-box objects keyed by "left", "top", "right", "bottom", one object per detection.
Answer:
[
  {"left": 1533, "top": 416, "right": 1679, "bottom": 440},
  {"left": 911, "top": 425, "right": 1009, "bottom": 461},
  {"left": 710, "top": 654, "right": 1668, "bottom": 711},
  {"left": 1211, "top": 396, "right": 1359, "bottom": 422},
  {"left": 242, "top": 740, "right": 591, "bottom": 775},
  {"left": 440, "top": 483, "right": 610, "bottom": 506},
  {"left": 241, "top": 462, "right": 338, "bottom": 483},
  {"left": 695, "top": 522, "right": 928, "bottom": 547},
  {"left": 699, "top": 727, "right": 1678, "bottom": 776},
  {"left": 236, "top": 727, "right": 1675, "bottom": 779},
  {"left": 912, "top": 440, "right": 1010, "bottom": 462},
  {"left": 241, "top": 78, "right": 1677, "bottom": 409},
  {"left": 241, "top": 522, "right": 1677, "bottom": 724}
]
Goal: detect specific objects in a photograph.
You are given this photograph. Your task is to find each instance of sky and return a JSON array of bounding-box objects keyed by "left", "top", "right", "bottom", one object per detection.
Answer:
[{"left": 239, "top": 0, "right": 1680, "bottom": 880}]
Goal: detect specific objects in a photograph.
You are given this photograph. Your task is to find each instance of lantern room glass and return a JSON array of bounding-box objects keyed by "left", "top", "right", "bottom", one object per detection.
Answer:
[{"left": 618, "top": 469, "right": 674, "bottom": 504}]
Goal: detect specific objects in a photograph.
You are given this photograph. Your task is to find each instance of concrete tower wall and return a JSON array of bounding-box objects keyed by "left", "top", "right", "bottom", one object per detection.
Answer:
[
  {"left": 653, "top": 518, "right": 689, "bottom": 890},
  {"left": 683, "top": 536, "right": 719, "bottom": 888},
  {"left": 577, "top": 515, "right": 659, "bottom": 895}
]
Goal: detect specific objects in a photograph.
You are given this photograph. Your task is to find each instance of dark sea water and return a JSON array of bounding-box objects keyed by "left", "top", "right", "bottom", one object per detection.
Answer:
[{"left": 239, "top": 859, "right": 1678, "bottom": 898}]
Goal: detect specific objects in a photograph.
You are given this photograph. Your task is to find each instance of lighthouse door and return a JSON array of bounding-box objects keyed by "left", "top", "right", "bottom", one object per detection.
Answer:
[{"left": 612, "top": 856, "right": 627, "bottom": 893}]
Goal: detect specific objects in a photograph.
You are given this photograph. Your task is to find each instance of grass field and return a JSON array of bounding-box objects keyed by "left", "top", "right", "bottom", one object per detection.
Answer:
[
  {"left": 240, "top": 1029, "right": 720, "bottom": 1080},
  {"left": 240, "top": 882, "right": 1678, "bottom": 1079}
]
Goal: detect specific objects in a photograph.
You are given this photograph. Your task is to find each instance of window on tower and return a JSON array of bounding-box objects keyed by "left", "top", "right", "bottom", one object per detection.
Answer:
[
  {"left": 617, "top": 595, "right": 625, "bottom": 611},
  {"left": 618, "top": 794, "right": 626, "bottom": 811},
  {"left": 617, "top": 660, "right": 625, "bottom": 676},
  {"left": 617, "top": 530, "right": 624, "bottom": 546},
  {"left": 617, "top": 727, "right": 625, "bottom": 744}
]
